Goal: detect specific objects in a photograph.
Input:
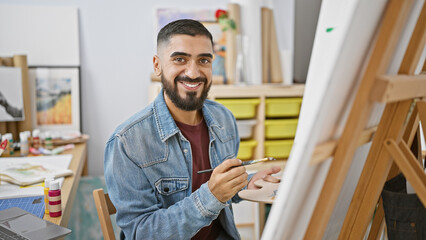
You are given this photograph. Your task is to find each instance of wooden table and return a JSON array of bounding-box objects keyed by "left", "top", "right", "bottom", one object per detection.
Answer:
[{"left": 43, "top": 142, "right": 88, "bottom": 227}]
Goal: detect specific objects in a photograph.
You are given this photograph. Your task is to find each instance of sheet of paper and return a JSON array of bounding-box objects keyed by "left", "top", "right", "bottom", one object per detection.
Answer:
[
  {"left": 0, "top": 155, "right": 72, "bottom": 199},
  {"left": 0, "top": 162, "right": 73, "bottom": 186}
]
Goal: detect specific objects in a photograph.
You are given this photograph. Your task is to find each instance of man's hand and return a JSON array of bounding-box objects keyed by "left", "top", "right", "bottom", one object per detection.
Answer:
[
  {"left": 208, "top": 159, "right": 248, "bottom": 203},
  {"left": 248, "top": 166, "right": 281, "bottom": 190}
]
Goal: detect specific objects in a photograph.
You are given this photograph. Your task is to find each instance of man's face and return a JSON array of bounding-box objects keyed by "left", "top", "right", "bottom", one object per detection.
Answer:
[{"left": 155, "top": 34, "right": 213, "bottom": 111}]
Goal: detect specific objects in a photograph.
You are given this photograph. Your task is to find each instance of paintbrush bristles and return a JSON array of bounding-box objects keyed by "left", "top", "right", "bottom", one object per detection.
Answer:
[{"left": 242, "top": 157, "right": 276, "bottom": 166}]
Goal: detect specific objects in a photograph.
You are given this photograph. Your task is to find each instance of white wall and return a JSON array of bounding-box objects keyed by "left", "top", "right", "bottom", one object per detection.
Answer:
[
  {"left": 0, "top": 0, "right": 294, "bottom": 176},
  {"left": 294, "top": 0, "right": 322, "bottom": 83}
]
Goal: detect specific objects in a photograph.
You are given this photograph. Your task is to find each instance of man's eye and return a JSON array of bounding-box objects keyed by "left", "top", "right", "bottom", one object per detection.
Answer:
[
  {"left": 174, "top": 57, "right": 185, "bottom": 63},
  {"left": 200, "top": 58, "right": 211, "bottom": 64}
]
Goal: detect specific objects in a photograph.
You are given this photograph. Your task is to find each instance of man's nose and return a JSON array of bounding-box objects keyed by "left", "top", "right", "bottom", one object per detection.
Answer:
[{"left": 185, "top": 60, "right": 201, "bottom": 79}]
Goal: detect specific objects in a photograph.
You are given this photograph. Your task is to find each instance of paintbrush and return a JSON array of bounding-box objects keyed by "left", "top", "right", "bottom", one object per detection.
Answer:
[{"left": 197, "top": 157, "right": 277, "bottom": 174}]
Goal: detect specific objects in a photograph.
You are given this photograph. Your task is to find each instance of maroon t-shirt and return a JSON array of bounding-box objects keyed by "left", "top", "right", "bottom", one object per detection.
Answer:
[{"left": 176, "top": 119, "right": 223, "bottom": 240}]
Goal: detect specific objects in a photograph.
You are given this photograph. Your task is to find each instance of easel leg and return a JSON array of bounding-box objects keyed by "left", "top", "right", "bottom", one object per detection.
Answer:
[
  {"left": 339, "top": 100, "right": 412, "bottom": 240},
  {"left": 417, "top": 100, "right": 426, "bottom": 146},
  {"left": 358, "top": 102, "right": 420, "bottom": 239},
  {"left": 367, "top": 198, "right": 385, "bottom": 240}
]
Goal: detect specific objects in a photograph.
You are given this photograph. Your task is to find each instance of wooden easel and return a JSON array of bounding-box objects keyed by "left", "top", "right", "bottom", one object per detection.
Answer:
[
  {"left": 0, "top": 55, "right": 32, "bottom": 140},
  {"left": 304, "top": 0, "right": 426, "bottom": 239}
]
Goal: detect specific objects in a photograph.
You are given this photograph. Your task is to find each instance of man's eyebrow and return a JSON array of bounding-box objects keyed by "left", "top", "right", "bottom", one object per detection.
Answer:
[
  {"left": 170, "top": 52, "right": 190, "bottom": 57},
  {"left": 198, "top": 53, "right": 213, "bottom": 58},
  {"left": 169, "top": 52, "right": 213, "bottom": 59}
]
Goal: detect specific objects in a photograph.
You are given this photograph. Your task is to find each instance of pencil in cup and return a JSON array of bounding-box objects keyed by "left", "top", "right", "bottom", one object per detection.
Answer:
[{"left": 197, "top": 157, "right": 277, "bottom": 174}]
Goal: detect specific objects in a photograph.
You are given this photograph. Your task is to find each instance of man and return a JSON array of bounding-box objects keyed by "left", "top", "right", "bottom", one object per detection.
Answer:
[{"left": 104, "top": 19, "right": 280, "bottom": 240}]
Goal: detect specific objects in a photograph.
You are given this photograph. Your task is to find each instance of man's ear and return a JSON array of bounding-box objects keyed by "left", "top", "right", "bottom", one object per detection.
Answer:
[{"left": 153, "top": 55, "right": 162, "bottom": 76}]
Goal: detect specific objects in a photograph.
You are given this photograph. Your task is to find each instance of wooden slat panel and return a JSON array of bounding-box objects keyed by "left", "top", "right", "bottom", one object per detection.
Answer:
[
  {"left": 261, "top": 8, "right": 271, "bottom": 84},
  {"left": 225, "top": 3, "right": 240, "bottom": 85},
  {"left": 269, "top": 9, "right": 283, "bottom": 83},
  {"left": 310, "top": 126, "right": 377, "bottom": 165},
  {"left": 13, "top": 55, "right": 32, "bottom": 132}
]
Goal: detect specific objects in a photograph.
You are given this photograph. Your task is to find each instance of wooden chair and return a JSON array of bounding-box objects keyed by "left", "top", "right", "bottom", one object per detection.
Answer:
[{"left": 93, "top": 188, "right": 117, "bottom": 240}]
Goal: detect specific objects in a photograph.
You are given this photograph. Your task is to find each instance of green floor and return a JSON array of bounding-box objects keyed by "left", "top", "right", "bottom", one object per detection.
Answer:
[{"left": 66, "top": 176, "right": 120, "bottom": 240}]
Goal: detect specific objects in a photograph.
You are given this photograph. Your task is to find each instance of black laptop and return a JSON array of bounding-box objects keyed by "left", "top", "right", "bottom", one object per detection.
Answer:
[{"left": 0, "top": 207, "right": 71, "bottom": 240}]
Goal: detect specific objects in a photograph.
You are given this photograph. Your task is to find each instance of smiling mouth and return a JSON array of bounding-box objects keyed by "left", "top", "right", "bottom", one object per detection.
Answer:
[{"left": 180, "top": 81, "right": 202, "bottom": 89}]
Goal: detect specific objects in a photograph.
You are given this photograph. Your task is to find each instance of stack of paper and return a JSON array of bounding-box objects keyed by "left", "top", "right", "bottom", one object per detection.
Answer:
[{"left": 0, "top": 155, "right": 72, "bottom": 199}]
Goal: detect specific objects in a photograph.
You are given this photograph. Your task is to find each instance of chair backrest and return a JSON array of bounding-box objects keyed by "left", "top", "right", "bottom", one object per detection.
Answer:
[{"left": 93, "top": 188, "right": 117, "bottom": 240}]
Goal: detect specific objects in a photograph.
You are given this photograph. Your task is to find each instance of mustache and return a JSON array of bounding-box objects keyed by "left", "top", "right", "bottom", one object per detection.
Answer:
[{"left": 174, "top": 75, "right": 207, "bottom": 84}]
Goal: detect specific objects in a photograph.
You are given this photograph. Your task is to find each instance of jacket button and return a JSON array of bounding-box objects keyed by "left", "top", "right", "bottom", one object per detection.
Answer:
[
  {"left": 183, "top": 149, "right": 188, "bottom": 153},
  {"left": 164, "top": 187, "right": 169, "bottom": 193}
]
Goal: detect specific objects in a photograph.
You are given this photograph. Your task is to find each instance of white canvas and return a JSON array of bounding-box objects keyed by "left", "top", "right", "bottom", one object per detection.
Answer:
[
  {"left": 261, "top": 0, "right": 423, "bottom": 239},
  {"left": 0, "top": 5, "right": 80, "bottom": 66}
]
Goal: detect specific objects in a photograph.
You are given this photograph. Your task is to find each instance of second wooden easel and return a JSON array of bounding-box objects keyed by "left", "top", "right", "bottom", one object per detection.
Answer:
[{"left": 304, "top": 0, "right": 426, "bottom": 239}]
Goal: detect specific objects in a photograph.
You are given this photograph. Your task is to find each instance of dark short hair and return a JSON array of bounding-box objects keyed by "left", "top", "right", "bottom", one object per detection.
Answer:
[{"left": 157, "top": 19, "right": 213, "bottom": 50}]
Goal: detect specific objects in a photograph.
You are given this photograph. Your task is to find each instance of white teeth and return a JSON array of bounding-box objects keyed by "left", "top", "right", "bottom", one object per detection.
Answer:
[{"left": 182, "top": 82, "right": 200, "bottom": 88}]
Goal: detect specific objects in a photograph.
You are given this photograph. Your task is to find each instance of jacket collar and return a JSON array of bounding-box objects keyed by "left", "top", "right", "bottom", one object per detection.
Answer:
[{"left": 153, "top": 89, "right": 223, "bottom": 142}]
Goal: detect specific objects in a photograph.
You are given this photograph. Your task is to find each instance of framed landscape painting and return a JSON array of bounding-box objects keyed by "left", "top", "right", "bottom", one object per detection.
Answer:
[{"left": 28, "top": 68, "right": 80, "bottom": 131}]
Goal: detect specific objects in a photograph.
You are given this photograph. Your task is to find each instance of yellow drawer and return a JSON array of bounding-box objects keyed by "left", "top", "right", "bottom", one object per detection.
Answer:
[
  {"left": 215, "top": 98, "right": 260, "bottom": 119},
  {"left": 265, "top": 98, "right": 302, "bottom": 117},
  {"left": 264, "top": 140, "right": 294, "bottom": 159},
  {"left": 237, "top": 140, "right": 257, "bottom": 160},
  {"left": 265, "top": 119, "right": 298, "bottom": 139}
]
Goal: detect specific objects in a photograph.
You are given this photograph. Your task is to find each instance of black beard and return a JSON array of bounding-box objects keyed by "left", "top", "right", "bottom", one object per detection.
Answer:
[{"left": 161, "top": 75, "right": 211, "bottom": 111}]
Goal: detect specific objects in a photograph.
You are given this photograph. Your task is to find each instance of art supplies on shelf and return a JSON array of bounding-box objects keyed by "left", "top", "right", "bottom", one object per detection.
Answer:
[
  {"left": 0, "top": 139, "right": 7, "bottom": 156},
  {"left": 39, "top": 144, "right": 75, "bottom": 155},
  {"left": 38, "top": 130, "right": 88, "bottom": 146},
  {"left": 51, "top": 134, "right": 89, "bottom": 146},
  {"left": 1, "top": 133, "right": 14, "bottom": 156},
  {"left": 19, "top": 131, "right": 30, "bottom": 156},
  {"left": 32, "top": 129, "right": 41, "bottom": 149}
]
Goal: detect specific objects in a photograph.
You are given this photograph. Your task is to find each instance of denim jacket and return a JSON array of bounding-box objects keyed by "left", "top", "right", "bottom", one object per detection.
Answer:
[{"left": 104, "top": 90, "right": 249, "bottom": 240}]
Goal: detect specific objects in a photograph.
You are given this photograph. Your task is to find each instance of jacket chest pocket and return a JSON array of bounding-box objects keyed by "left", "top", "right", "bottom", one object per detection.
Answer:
[{"left": 155, "top": 178, "right": 189, "bottom": 196}]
